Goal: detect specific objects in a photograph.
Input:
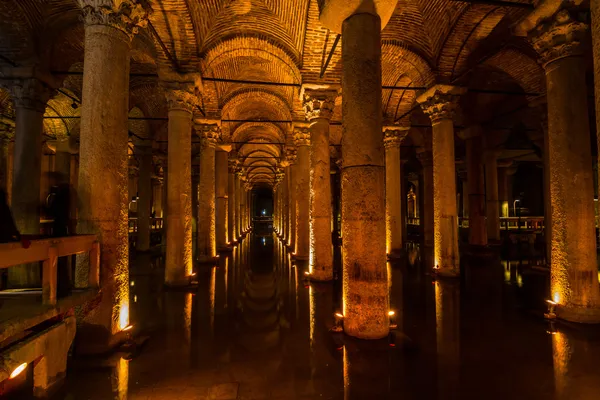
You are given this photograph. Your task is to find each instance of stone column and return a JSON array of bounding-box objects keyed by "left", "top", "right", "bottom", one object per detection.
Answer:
[
  {"left": 497, "top": 163, "right": 510, "bottom": 218},
  {"left": 462, "top": 128, "right": 487, "bottom": 246},
  {"left": 293, "top": 128, "right": 310, "bottom": 261},
  {"left": 303, "top": 87, "right": 336, "bottom": 280},
  {"left": 286, "top": 147, "right": 297, "bottom": 249},
  {"left": 484, "top": 150, "right": 500, "bottom": 242},
  {"left": 215, "top": 148, "right": 229, "bottom": 250},
  {"left": 520, "top": 6, "right": 600, "bottom": 322},
  {"left": 135, "top": 145, "right": 152, "bottom": 252},
  {"left": 0, "top": 130, "right": 14, "bottom": 204},
  {"left": 75, "top": 0, "right": 148, "bottom": 346},
  {"left": 152, "top": 175, "right": 164, "bottom": 219},
  {"left": 384, "top": 126, "right": 409, "bottom": 259},
  {"left": 339, "top": 11, "right": 388, "bottom": 340},
  {"left": 235, "top": 170, "right": 243, "bottom": 239},
  {"left": 417, "top": 150, "right": 434, "bottom": 249},
  {"left": 458, "top": 170, "right": 468, "bottom": 219},
  {"left": 161, "top": 75, "right": 199, "bottom": 286},
  {"left": 228, "top": 157, "right": 237, "bottom": 244},
  {"left": 196, "top": 123, "right": 220, "bottom": 263},
  {"left": 417, "top": 85, "right": 465, "bottom": 277},
  {"left": 239, "top": 174, "right": 247, "bottom": 235}
]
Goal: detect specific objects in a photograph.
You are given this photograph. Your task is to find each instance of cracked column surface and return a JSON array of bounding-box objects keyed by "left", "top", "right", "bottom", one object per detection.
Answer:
[
  {"left": 135, "top": 145, "right": 152, "bottom": 252},
  {"left": 417, "top": 85, "right": 465, "bottom": 277},
  {"left": 228, "top": 157, "right": 237, "bottom": 244},
  {"left": 519, "top": 5, "right": 600, "bottom": 322},
  {"left": 162, "top": 75, "right": 199, "bottom": 286},
  {"left": 303, "top": 87, "right": 336, "bottom": 280},
  {"left": 293, "top": 128, "right": 311, "bottom": 261},
  {"left": 384, "top": 127, "right": 409, "bottom": 259},
  {"left": 484, "top": 150, "right": 500, "bottom": 242},
  {"left": 75, "top": 0, "right": 149, "bottom": 349},
  {"left": 461, "top": 127, "right": 487, "bottom": 247},
  {"left": 339, "top": 11, "right": 389, "bottom": 340},
  {"left": 286, "top": 147, "right": 297, "bottom": 249},
  {"left": 196, "top": 124, "right": 219, "bottom": 262},
  {"left": 8, "top": 78, "right": 51, "bottom": 287}
]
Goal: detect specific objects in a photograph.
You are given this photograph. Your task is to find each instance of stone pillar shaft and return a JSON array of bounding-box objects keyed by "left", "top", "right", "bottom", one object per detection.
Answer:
[
  {"left": 485, "top": 153, "right": 500, "bottom": 241},
  {"left": 215, "top": 150, "right": 228, "bottom": 250},
  {"left": 294, "top": 130, "right": 311, "bottom": 260},
  {"left": 197, "top": 126, "right": 218, "bottom": 262},
  {"left": 466, "top": 135, "right": 487, "bottom": 246},
  {"left": 384, "top": 128, "right": 408, "bottom": 258},
  {"left": 287, "top": 161, "right": 297, "bottom": 249},
  {"left": 340, "top": 12, "right": 388, "bottom": 339},
  {"left": 228, "top": 161, "right": 236, "bottom": 243},
  {"left": 235, "top": 173, "right": 242, "bottom": 239},
  {"left": 136, "top": 146, "right": 152, "bottom": 251}
]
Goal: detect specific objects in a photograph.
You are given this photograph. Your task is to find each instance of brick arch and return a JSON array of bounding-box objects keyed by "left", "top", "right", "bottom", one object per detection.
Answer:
[
  {"left": 44, "top": 89, "right": 81, "bottom": 140},
  {"left": 482, "top": 47, "right": 545, "bottom": 96},
  {"left": 150, "top": 0, "right": 200, "bottom": 66},
  {"left": 437, "top": 6, "right": 506, "bottom": 80},
  {"left": 231, "top": 122, "right": 286, "bottom": 144},
  {"left": 128, "top": 107, "right": 150, "bottom": 141}
]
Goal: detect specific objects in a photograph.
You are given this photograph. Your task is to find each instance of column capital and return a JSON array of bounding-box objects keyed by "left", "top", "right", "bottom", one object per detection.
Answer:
[
  {"left": 161, "top": 73, "right": 202, "bottom": 113},
  {"left": 301, "top": 85, "right": 338, "bottom": 121},
  {"left": 516, "top": 4, "right": 588, "bottom": 67},
  {"left": 416, "top": 150, "right": 433, "bottom": 168},
  {"left": 285, "top": 146, "right": 297, "bottom": 165},
  {"left": 228, "top": 157, "right": 239, "bottom": 173},
  {"left": 0, "top": 116, "right": 15, "bottom": 140},
  {"left": 9, "top": 78, "right": 54, "bottom": 113},
  {"left": 383, "top": 126, "right": 409, "bottom": 148},
  {"left": 293, "top": 128, "right": 310, "bottom": 146},
  {"left": 195, "top": 123, "right": 221, "bottom": 148},
  {"left": 416, "top": 84, "right": 466, "bottom": 124},
  {"left": 78, "top": 0, "right": 150, "bottom": 40}
]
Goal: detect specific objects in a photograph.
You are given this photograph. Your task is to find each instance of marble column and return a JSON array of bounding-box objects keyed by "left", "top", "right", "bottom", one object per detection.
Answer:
[
  {"left": 286, "top": 147, "right": 297, "bottom": 249},
  {"left": 339, "top": 11, "right": 388, "bottom": 339},
  {"left": 293, "top": 128, "right": 310, "bottom": 261},
  {"left": 462, "top": 128, "right": 487, "bottom": 246},
  {"left": 75, "top": 0, "right": 148, "bottom": 347},
  {"left": 196, "top": 123, "right": 220, "bottom": 263},
  {"left": 161, "top": 76, "right": 199, "bottom": 286},
  {"left": 228, "top": 157, "right": 237, "bottom": 244},
  {"left": 417, "top": 150, "right": 434, "bottom": 250},
  {"left": 135, "top": 145, "right": 152, "bottom": 252},
  {"left": 239, "top": 174, "right": 247, "bottom": 235},
  {"left": 484, "top": 151, "right": 500, "bottom": 242},
  {"left": 303, "top": 87, "right": 336, "bottom": 280},
  {"left": 417, "top": 85, "right": 465, "bottom": 277},
  {"left": 497, "top": 163, "right": 510, "bottom": 218},
  {"left": 7, "top": 79, "right": 52, "bottom": 287},
  {"left": 152, "top": 175, "right": 163, "bottom": 219},
  {"left": 520, "top": 6, "right": 600, "bottom": 322},
  {"left": 215, "top": 148, "right": 229, "bottom": 250},
  {"left": 384, "top": 126, "right": 409, "bottom": 259},
  {"left": 235, "top": 170, "right": 243, "bottom": 239}
]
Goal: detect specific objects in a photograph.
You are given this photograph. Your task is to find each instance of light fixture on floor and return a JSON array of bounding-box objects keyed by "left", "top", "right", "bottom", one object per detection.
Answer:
[
  {"left": 331, "top": 312, "right": 344, "bottom": 333},
  {"left": 9, "top": 363, "right": 27, "bottom": 379},
  {"left": 388, "top": 310, "right": 397, "bottom": 330},
  {"left": 545, "top": 299, "right": 557, "bottom": 320},
  {"left": 122, "top": 325, "right": 133, "bottom": 332}
]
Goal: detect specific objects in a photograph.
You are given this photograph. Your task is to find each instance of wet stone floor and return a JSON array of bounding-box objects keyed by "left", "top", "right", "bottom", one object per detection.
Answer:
[{"left": 50, "top": 233, "right": 600, "bottom": 399}]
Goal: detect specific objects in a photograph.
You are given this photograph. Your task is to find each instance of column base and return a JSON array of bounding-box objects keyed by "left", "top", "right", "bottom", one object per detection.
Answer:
[
  {"left": 387, "top": 249, "right": 406, "bottom": 260},
  {"left": 557, "top": 304, "right": 600, "bottom": 324},
  {"left": 196, "top": 255, "right": 220, "bottom": 265},
  {"left": 218, "top": 245, "right": 234, "bottom": 252},
  {"left": 307, "top": 270, "right": 333, "bottom": 282},
  {"left": 432, "top": 267, "right": 460, "bottom": 279},
  {"left": 292, "top": 253, "right": 309, "bottom": 261}
]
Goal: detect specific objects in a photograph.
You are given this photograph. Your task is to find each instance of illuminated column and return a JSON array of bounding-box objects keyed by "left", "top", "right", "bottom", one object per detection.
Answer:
[
  {"left": 519, "top": 6, "right": 600, "bottom": 321},
  {"left": 339, "top": 11, "right": 388, "bottom": 339},
  {"left": 417, "top": 85, "right": 465, "bottom": 277},
  {"left": 294, "top": 128, "right": 310, "bottom": 260},
  {"left": 228, "top": 157, "right": 237, "bottom": 244},
  {"left": 462, "top": 128, "right": 487, "bottom": 246},
  {"left": 135, "top": 145, "right": 152, "bottom": 252},
  {"left": 281, "top": 169, "right": 289, "bottom": 241},
  {"left": 303, "top": 87, "right": 336, "bottom": 280},
  {"left": 75, "top": 0, "right": 149, "bottom": 346},
  {"left": 275, "top": 169, "right": 285, "bottom": 236},
  {"left": 152, "top": 171, "right": 164, "bottom": 219},
  {"left": 484, "top": 150, "right": 500, "bottom": 242},
  {"left": 498, "top": 161, "right": 512, "bottom": 219},
  {"left": 286, "top": 147, "right": 297, "bottom": 249},
  {"left": 215, "top": 147, "right": 230, "bottom": 250},
  {"left": 196, "top": 123, "right": 220, "bottom": 262},
  {"left": 384, "top": 126, "right": 409, "bottom": 259},
  {"left": 235, "top": 169, "right": 243, "bottom": 239},
  {"left": 6, "top": 79, "right": 52, "bottom": 287},
  {"left": 239, "top": 175, "right": 247, "bottom": 234},
  {"left": 161, "top": 75, "right": 199, "bottom": 286},
  {"left": 0, "top": 130, "right": 14, "bottom": 204},
  {"left": 417, "top": 150, "right": 434, "bottom": 249}
]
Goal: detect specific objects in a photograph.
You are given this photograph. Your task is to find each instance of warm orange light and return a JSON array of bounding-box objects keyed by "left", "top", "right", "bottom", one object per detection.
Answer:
[
  {"left": 388, "top": 311, "right": 395, "bottom": 317},
  {"left": 9, "top": 363, "right": 27, "bottom": 379},
  {"left": 304, "top": 271, "right": 310, "bottom": 276},
  {"left": 553, "top": 293, "right": 560, "bottom": 304},
  {"left": 190, "top": 272, "right": 197, "bottom": 277},
  {"left": 119, "top": 303, "right": 129, "bottom": 331},
  {"left": 122, "top": 324, "right": 133, "bottom": 332},
  {"left": 546, "top": 299, "right": 557, "bottom": 306},
  {"left": 335, "top": 312, "right": 344, "bottom": 319}
]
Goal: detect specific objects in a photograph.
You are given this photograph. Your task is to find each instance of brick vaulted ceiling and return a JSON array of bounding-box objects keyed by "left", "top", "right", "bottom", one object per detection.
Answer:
[{"left": 0, "top": 0, "right": 547, "bottom": 187}]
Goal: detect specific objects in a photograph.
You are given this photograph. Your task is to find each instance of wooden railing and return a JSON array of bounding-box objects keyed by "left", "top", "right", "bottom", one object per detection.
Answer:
[
  {"left": 128, "top": 218, "right": 163, "bottom": 233},
  {"left": 0, "top": 235, "right": 99, "bottom": 306},
  {"left": 500, "top": 217, "right": 544, "bottom": 231}
]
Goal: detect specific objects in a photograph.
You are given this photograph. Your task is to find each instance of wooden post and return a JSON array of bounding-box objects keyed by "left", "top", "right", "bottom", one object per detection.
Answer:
[
  {"left": 43, "top": 247, "right": 58, "bottom": 305},
  {"left": 89, "top": 241, "right": 100, "bottom": 288}
]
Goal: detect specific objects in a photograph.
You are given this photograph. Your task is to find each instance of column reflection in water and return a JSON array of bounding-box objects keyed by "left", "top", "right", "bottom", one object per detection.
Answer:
[
  {"left": 552, "top": 329, "right": 600, "bottom": 399},
  {"left": 111, "top": 357, "right": 129, "bottom": 400},
  {"left": 165, "top": 292, "right": 193, "bottom": 369},
  {"left": 434, "top": 280, "right": 460, "bottom": 400},
  {"left": 343, "top": 342, "right": 390, "bottom": 398},
  {"left": 194, "top": 267, "right": 215, "bottom": 369}
]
